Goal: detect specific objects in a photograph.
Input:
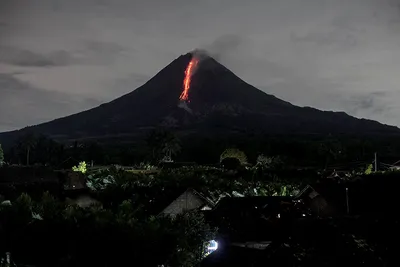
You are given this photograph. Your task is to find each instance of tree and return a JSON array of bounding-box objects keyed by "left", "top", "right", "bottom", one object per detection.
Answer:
[
  {"left": 255, "top": 154, "right": 283, "bottom": 169},
  {"left": 220, "top": 148, "right": 247, "bottom": 165},
  {"left": 251, "top": 154, "right": 274, "bottom": 182},
  {"left": 317, "top": 138, "right": 343, "bottom": 169},
  {"left": 0, "top": 143, "right": 4, "bottom": 165},
  {"left": 16, "top": 133, "right": 37, "bottom": 166},
  {"left": 146, "top": 129, "right": 164, "bottom": 160},
  {"left": 83, "top": 142, "right": 104, "bottom": 166},
  {"left": 36, "top": 192, "right": 64, "bottom": 220},
  {"left": 256, "top": 154, "right": 273, "bottom": 166},
  {"left": 72, "top": 161, "right": 87, "bottom": 174},
  {"left": 34, "top": 135, "right": 64, "bottom": 166},
  {"left": 365, "top": 164, "right": 373, "bottom": 175},
  {"left": 146, "top": 129, "right": 181, "bottom": 162},
  {"left": 161, "top": 132, "right": 181, "bottom": 161}
]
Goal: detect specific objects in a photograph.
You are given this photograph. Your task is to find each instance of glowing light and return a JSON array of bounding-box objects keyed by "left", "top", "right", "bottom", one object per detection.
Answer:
[
  {"left": 179, "top": 58, "right": 199, "bottom": 101},
  {"left": 205, "top": 240, "right": 218, "bottom": 256},
  {"left": 208, "top": 240, "right": 218, "bottom": 251}
]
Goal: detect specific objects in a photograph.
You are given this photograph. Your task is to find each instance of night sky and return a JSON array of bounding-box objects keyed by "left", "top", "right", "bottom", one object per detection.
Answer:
[{"left": 1, "top": 0, "right": 400, "bottom": 131}]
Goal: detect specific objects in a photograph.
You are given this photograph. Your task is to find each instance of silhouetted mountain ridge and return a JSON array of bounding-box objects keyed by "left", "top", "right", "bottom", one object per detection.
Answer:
[{"left": 0, "top": 52, "right": 399, "bottom": 144}]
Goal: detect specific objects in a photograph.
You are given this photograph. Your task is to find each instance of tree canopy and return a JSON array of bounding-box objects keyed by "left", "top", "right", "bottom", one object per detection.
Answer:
[
  {"left": 0, "top": 190, "right": 216, "bottom": 267},
  {"left": 0, "top": 143, "right": 4, "bottom": 165},
  {"left": 72, "top": 161, "right": 87, "bottom": 174},
  {"left": 146, "top": 129, "right": 181, "bottom": 162},
  {"left": 220, "top": 148, "right": 248, "bottom": 165}
]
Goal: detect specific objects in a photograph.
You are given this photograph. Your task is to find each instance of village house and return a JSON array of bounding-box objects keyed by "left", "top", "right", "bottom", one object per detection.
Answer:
[
  {"left": 294, "top": 184, "right": 333, "bottom": 217},
  {"left": 159, "top": 188, "right": 216, "bottom": 217},
  {"left": 388, "top": 160, "right": 400, "bottom": 171},
  {"left": 326, "top": 170, "right": 351, "bottom": 180},
  {"left": 61, "top": 170, "right": 86, "bottom": 190},
  {"left": 61, "top": 170, "right": 102, "bottom": 208}
]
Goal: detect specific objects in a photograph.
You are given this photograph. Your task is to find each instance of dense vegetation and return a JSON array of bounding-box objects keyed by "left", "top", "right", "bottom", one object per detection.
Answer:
[
  {"left": 0, "top": 192, "right": 215, "bottom": 267},
  {"left": 1, "top": 128, "right": 400, "bottom": 266},
  {"left": 2, "top": 164, "right": 399, "bottom": 266},
  {"left": 0, "top": 163, "right": 304, "bottom": 267},
  {"left": 3, "top": 129, "right": 399, "bottom": 170}
]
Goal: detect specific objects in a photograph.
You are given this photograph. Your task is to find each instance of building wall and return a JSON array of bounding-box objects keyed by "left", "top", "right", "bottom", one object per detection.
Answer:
[
  {"left": 63, "top": 171, "right": 86, "bottom": 190},
  {"left": 308, "top": 195, "right": 333, "bottom": 216},
  {"left": 303, "top": 189, "right": 334, "bottom": 216},
  {"left": 161, "top": 190, "right": 205, "bottom": 216}
]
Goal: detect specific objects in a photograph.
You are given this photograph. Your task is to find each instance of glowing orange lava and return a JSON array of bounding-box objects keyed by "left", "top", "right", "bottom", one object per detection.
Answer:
[{"left": 179, "top": 58, "right": 199, "bottom": 101}]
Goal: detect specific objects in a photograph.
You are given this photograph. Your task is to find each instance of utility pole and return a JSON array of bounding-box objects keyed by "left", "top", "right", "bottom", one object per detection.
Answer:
[
  {"left": 374, "top": 152, "right": 378, "bottom": 172},
  {"left": 345, "top": 187, "right": 349, "bottom": 215}
]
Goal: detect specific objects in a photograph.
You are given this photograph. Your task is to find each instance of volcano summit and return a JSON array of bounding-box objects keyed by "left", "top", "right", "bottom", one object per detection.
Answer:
[{"left": 0, "top": 52, "right": 399, "bottom": 144}]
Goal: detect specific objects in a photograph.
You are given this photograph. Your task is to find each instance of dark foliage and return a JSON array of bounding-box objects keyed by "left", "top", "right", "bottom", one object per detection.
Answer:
[
  {"left": 221, "top": 157, "right": 241, "bottom": 170},
  {"left": 0, "top": 192, "right": 216, "bottom": 267},
  {"left": 0, "top": 143, "right": 3, "bottom": 164},
  {"left": 3, "top": 131, "right": 400, "bottom": 171}
]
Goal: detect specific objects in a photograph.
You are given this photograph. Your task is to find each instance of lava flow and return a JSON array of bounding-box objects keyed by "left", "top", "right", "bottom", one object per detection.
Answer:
[{"left": 179, "top": 57, "right": 199, "bottom": 101}]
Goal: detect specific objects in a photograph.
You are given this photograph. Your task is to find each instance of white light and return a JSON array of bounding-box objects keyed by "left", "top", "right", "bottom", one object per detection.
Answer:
[
  {"left": 207, "top": 240, "right": 218, "bottom": 252},
  {"left": 277, "top": 213, "right": 280, "bottom": 218}
]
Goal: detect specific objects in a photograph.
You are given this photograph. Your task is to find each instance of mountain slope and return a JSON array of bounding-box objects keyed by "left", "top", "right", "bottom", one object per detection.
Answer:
[{"left": 1, "top": 52, "right": 399, "bottom": 144}]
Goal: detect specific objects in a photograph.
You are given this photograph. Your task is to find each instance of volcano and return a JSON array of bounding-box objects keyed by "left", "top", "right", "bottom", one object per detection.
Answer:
[{"left": 0, "top": 52, "right": 399, "bottom": 144}]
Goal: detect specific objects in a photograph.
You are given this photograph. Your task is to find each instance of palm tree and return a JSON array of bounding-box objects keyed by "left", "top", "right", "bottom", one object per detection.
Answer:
[
  {"left": 161, "top": 135, "right": 181, "bottom": 161},
  {"left": 146, "top": 129, "right": 163, "bottom": 160},
  {"left": 18, "top": 133, "right": 37, "bottom": 166},
  {"left": 0, "top": 143, "right": 4, "bottom": 165},
  {"left": 146, "top": 129, "right": 181, "bottom": 162}
]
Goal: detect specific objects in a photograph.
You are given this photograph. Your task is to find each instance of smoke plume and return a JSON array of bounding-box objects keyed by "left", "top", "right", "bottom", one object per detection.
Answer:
[
  {"left": 178, "top": 100, "right": 193, "bottom": 113},
  {"left": 199, "top": 34, "right": 244, "bottom": 61}
]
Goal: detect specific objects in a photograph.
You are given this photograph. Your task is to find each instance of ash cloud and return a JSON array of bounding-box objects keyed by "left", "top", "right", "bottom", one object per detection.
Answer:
[
  {"left": 189, "top": 34, "right": 244, "bottom": 65},
  {"left": 188, "top": 34, "right": 244, "bottom": 77},
  {"left": 200, "top": 34, "right": 244, "bottom": 61},
  {"left": 186, "top": 34, "right": 249, "bottom": 82},
  {"left": 178, "top": 100, "right": 193, "bottom": 114},
  {"left": 190, "top": 49, "right": 210, "bottom": 61}
]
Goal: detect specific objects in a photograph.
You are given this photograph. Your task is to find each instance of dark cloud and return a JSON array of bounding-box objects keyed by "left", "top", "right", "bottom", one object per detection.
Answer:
[
  {"left": 84, "top": 41, "right": 124, "bottom": 55},
  {"left": 0, "top": 41, "right": 125, "bottom": 67},
  {"left": 0, "top": 46, "right": 74, "bottom": 67},
  {"left": 108, "top": 73, "right": 151, "bottom": 97},
  {"left": 290, "top": 30, "right": 358, "bottom": 48},
  {"left": 1, "top": 0, "right": 400, "bottom": 130},
  {"left": 347, "top": 92, "right": 390, "bottom": 116},
  {"left": 81, "top": 41, "right": 126, "bottom": 65},
  {"left": 0, "top": 73, "right": 102, "bottom": 131},
  {"left": 0, "top": 72, "right": 30, "bottom": 91}
]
